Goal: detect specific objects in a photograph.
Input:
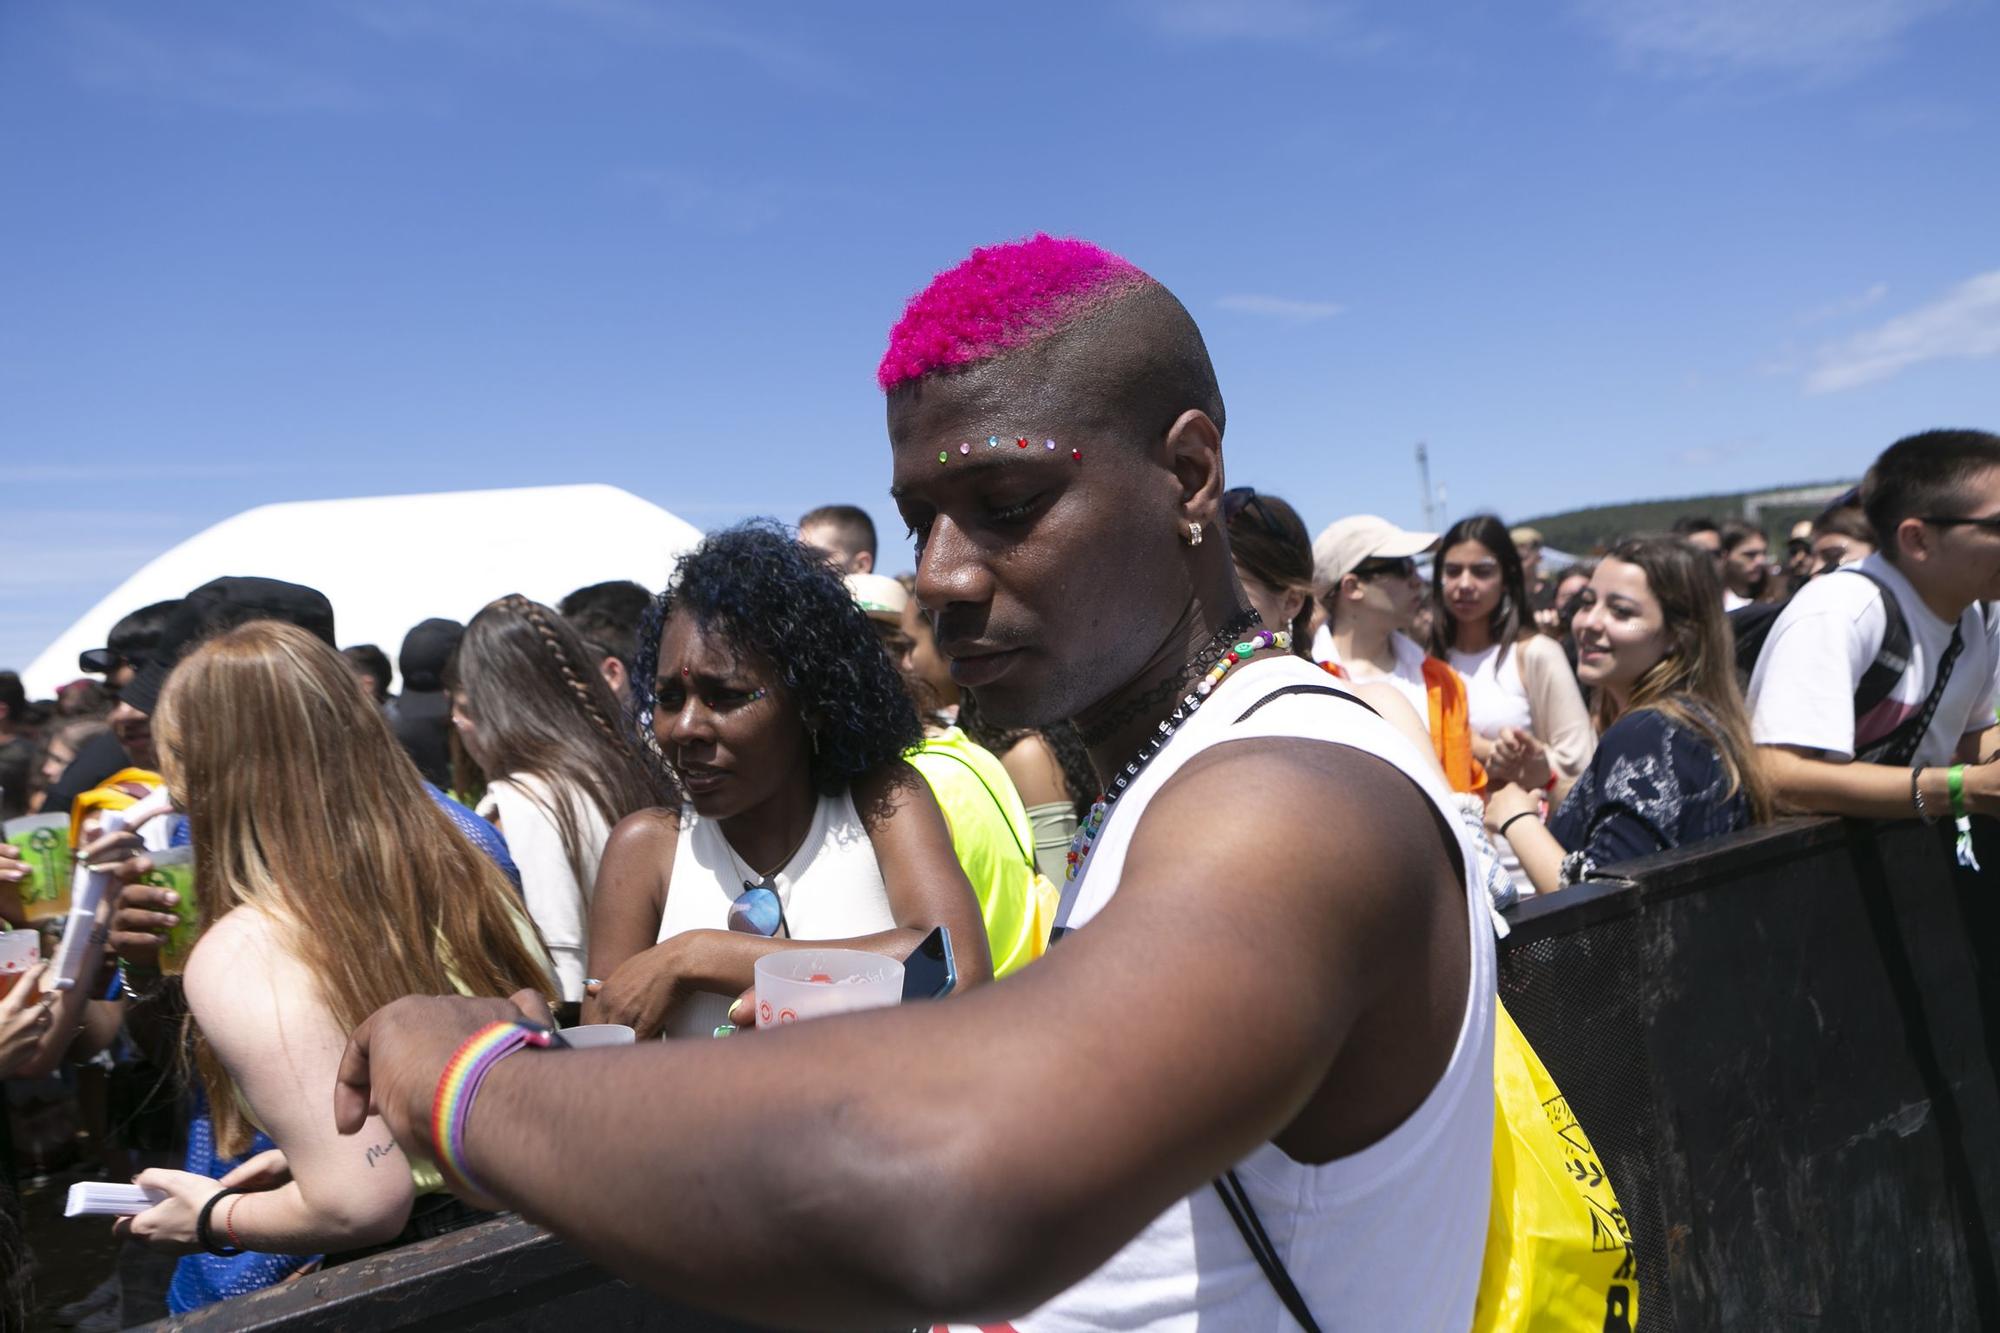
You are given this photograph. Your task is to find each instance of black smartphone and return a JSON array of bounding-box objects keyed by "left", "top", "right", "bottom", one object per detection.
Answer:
[{"left": 902, "top": 926, "right": 957, "bottom": 1001}]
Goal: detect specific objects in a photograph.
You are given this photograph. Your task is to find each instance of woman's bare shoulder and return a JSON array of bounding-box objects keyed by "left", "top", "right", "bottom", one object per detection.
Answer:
[{"left": 182, "top": 907, "right": 308, "bottom": 1035}]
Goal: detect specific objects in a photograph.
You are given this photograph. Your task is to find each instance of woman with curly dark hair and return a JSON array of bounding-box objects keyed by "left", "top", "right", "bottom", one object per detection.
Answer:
[{"left": 585, "top": 523, "right": 989, "bottom": 1038}]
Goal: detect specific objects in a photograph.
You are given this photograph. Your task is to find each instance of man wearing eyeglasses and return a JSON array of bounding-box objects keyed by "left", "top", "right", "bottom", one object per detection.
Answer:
[{"left": 1748, "top": 429, "right": 2000, "bottom": 820}]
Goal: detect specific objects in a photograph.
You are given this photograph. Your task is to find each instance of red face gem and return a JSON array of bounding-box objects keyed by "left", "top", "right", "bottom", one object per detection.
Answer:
[
  {"left": 1016, "top": 437, "right": 1028, "bottom": 448},
  {"left": 1071, "top": 448, "right": 1082, "bottom": 461}
]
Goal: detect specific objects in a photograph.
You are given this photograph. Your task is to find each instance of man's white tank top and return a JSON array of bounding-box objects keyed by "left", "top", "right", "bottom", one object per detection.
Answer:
[{"left": 1010, "top": 655, "right": 1496, "bottom": 1332}]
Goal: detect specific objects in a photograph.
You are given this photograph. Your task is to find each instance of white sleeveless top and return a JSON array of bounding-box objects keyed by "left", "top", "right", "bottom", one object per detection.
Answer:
[
  {"left": 654, "top": 789, "right": 896, "bottom": 1039},
  {"left": 1448, "top": 642, "right": 1534, "bottom": 740},
  {"left": 1012, "top": 655, "right": 1496, "bottom": 1332},
  {"left": 477, "top": 772, "right": 609, "bottom": 1005}
]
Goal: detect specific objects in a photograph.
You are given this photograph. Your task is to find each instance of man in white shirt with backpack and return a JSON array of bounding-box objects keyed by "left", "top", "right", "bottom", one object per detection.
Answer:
[{"left": 1749, "top": 429, "right": 2000, "bottom": 824}]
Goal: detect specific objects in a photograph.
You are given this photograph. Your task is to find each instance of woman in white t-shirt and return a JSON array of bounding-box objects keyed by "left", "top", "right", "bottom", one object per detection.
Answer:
[
  {"left": 584, "top": 523, "right": 989, "bottom": 1039},
  {"left": 1432, "top": 514, "right": 1597, "bottom": 797},
  {"left": 451, "top": 595, "right": 667, "bottom": 1007}
]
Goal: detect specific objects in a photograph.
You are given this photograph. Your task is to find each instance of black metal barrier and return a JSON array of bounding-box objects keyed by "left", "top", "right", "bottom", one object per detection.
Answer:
[
  {"left": 1499, "top": 813, "right": 2000, "bottom": 1332},
  {"left": 146, "top": 815, "right": 1999, "bottom": 1331},
  {"left": 152, "top": 1214, "right": 783, "bottom": 1332}
]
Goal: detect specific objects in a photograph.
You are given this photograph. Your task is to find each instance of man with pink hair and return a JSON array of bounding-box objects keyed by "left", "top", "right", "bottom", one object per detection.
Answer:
[{"left": 336, "top": 235, "right": 1496, "bottom": 1330}]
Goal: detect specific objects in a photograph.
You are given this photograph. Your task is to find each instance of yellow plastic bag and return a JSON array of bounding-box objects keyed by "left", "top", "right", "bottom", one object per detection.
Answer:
[
  {"left": 1475, "top": 1001, "right": 1639, "bottom": 1332},
  {"left": 1024, "top": 870, "right": 1061, "bottom": 965}
]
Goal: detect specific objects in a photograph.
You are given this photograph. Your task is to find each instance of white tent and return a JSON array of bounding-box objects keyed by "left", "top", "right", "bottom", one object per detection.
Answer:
[{"left": 22, "top": 484, "right": 704, "bottom": 697}]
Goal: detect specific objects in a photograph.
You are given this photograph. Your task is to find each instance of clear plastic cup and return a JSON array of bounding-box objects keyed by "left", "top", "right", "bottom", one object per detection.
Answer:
[
  {"left": 3, "top": 814, "right": 73, "bottom": 922},
  {"left": 753, "top": 948, "right": 903, "bottom": 1029},
  {"left": 559, "top": 1024, "right": 636, "bottom": 1048},
  {"left": 143, "top": 847, "right": 198, "bottom": 974},
  {"left": 0, "top": 929, "right": 41, "bottom": 999}
]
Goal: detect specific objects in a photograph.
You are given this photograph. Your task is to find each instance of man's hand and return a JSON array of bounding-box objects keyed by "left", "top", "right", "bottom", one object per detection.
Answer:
[
  {"left": 334, "top": 991, "right": 551, "bottom": 1157},
  {"left": 110, "top": 875, "right": 178, "bottom": 966},
  {"left": 0, "top": 965, "right": 56, "bottom": 1077},
  {"left": 1959, "top": 760, "right": 2000, "bottom": 819}
]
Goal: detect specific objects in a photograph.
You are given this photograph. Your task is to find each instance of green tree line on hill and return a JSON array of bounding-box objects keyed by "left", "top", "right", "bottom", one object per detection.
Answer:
[{"left": 1518, "top": 481, "right": 1856, "bottom": 555}]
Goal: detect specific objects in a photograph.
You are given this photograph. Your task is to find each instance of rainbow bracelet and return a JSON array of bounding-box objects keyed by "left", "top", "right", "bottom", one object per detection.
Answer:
[{"left": 431, "top": 1021, "right": 556, "bottom": 1196}]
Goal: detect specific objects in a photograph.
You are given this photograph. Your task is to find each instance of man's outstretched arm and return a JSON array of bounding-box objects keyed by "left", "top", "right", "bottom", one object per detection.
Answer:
[
  {"left": 1762, "top": 744, "right": 2000, "bottom": 820},
  {"left": 337, "top": 739, "right": 1466, "bottom": 1329}
]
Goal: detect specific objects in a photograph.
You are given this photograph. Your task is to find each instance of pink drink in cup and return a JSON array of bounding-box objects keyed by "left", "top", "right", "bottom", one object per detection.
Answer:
[
  {"left": 0, "top": 929, "right": 40, "bottom": 999},
  {"left": 752, "top": 948, "right": 903, "bottom": 1029}
]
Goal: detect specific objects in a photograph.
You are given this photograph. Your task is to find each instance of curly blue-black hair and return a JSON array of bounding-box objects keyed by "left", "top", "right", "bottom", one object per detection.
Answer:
[{"left": 633, "top": 521, "right": 922, "bottom": 798}]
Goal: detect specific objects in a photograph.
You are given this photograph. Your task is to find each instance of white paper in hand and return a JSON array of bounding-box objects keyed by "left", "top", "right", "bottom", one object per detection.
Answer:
[{"left": 65, "top": 1182, "right": 166, "bottom": 1218}]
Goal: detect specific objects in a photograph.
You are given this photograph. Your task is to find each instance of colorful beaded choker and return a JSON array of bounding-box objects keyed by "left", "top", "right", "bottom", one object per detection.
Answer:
[{"left": 1065, "top": 619, "right": 1291, "bottom": 881}]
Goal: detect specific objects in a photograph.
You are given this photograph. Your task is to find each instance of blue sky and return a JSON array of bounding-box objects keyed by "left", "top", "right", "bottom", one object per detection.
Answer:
[{"left": 4, "top": 0, "right": 1998, "bottom": 672}]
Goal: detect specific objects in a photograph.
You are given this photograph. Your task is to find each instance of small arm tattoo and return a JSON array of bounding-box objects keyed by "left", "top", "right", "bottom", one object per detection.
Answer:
[{"left": 365, "top": 1141, "right": 399, "bottom": 1169}]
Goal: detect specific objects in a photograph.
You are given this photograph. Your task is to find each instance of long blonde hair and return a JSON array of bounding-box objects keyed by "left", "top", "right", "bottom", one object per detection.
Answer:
[
  {"left": 1592, "top": 537, "right": 1773, "bottom": 824},
  {"left": 155, "top": 621, "right": 554, "bottom": 1155}
]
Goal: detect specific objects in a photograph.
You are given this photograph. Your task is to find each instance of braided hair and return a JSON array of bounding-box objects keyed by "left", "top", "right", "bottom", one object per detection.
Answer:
[
  {"left": 504, "top": 594, "right": 625, "bottom": 746},
  {"left": 633, "top": 522, "right": 922, "bottom": 798},
  {"left": 452, "top": 595, "right": 672, "bottom": 889}
]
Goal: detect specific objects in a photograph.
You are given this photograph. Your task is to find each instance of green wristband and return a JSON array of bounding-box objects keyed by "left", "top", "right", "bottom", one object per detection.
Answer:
[{"left": 1949, "top": 765, "right": 1968, "bottom": 820}]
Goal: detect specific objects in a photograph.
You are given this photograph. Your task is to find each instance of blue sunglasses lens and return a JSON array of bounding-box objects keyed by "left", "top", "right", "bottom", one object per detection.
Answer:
[{"left": 728, "top": 887, "right": 785, "bottom": 938}]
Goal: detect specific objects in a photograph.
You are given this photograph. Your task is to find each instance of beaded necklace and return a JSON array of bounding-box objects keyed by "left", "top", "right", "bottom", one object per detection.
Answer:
[{"left": 1065, "top": 620, "right": 1292, "bottom": 881}]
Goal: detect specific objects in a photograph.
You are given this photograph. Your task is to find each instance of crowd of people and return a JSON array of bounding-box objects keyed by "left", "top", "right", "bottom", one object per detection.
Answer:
[{"left": 0, "top": 233, "right": 1995, "bottom": 1331}]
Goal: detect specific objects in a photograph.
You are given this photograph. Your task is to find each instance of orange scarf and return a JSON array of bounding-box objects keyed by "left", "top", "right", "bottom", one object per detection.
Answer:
[{"left": 1319, "top": 660, "right": 1487, "bottom": 797}]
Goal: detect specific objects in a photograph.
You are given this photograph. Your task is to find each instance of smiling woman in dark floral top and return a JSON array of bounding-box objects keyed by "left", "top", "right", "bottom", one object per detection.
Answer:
[{"left": 1486, "top": 535, "right": 1772, "bottom": 893}]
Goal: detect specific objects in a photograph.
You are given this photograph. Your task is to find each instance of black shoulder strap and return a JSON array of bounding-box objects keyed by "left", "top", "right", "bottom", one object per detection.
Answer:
[
  {"left": 1213, "top": 1170, "right": 1324, "bottom": 1332},
  {"left": 1858, "top": 622, "right": 1965, "bottom": 767},
  {"left": 1848, "top": 567, "right": 1912, "bottom": 721},
  {"left": 1235, "top": 682, "right": 1380, "bottom": 725}
]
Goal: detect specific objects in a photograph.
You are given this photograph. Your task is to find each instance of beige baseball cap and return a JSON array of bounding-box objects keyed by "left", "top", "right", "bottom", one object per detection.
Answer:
[
  {"left": 845, "top": 572, "right": 909, "bottom": 625},
  {"left": 1312, "top": 515, "right": 1439, "bottom": 591}
]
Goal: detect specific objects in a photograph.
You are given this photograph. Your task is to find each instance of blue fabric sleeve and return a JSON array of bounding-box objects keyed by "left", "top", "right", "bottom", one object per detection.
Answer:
[{"left": 424, "top": 782, "right": 521, "bottom": 890}]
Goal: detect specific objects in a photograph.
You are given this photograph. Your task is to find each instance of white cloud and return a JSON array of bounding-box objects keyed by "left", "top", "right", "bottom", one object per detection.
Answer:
[
  {"left": 1796, "top": 282, "right": 1889, "bottom": 326},
  {"left": 1577, "top": 0, "right": 1959, "bottom": 77},
  {"left": 1805, "top": 271, "right": 2000, "bottom": 393},
  {"left": 1216, "top": 294, "right": 1346, "bottom": 322}
]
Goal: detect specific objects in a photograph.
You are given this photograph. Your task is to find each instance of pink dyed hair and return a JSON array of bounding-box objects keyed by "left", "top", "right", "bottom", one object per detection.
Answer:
[{"left": 877, "top": 234, "right": 1154, "bottom": 392}]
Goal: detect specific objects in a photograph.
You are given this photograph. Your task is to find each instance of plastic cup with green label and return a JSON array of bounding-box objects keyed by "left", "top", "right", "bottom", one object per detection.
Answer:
[
  {"left": 142, "top": 847, "right": 198, "bottom": 974},
  {"left": 3, "top": 814, "right": 73, "bottom": 922}
]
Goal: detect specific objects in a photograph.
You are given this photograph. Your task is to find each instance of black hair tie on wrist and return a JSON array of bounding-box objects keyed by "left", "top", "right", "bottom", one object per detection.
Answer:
[
  {"left": 1497, "top": 810, "right": 1539, "bottom": 840},
  {"left": 197, "top": 1186, "right": 248, "bottom": 1257}
]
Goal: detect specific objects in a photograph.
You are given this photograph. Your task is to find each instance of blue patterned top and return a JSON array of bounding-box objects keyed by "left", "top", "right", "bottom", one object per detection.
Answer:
[{"left": 1546, "top": 706, "right": 1749, "bottom": 887}]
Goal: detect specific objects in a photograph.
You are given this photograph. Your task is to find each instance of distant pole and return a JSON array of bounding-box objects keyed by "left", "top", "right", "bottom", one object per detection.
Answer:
[{"left": 1415, "top": 442, "right": 1435, "bottom": 530}]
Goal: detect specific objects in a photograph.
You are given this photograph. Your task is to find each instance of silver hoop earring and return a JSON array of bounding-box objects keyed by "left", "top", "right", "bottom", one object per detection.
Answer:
[{"left": 1187, "top": 522, "right": 1203, "bottom": 548}]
